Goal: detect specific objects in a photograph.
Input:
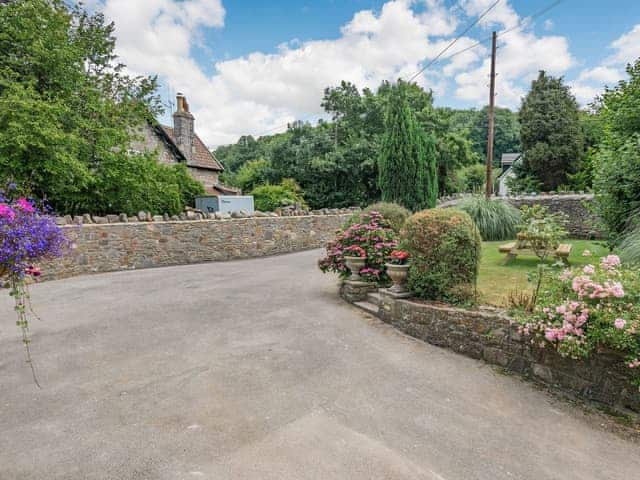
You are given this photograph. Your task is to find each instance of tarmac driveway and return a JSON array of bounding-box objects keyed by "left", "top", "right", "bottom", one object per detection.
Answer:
[{"left": 1, "top": 249, "right": 638, "bottom": 479}]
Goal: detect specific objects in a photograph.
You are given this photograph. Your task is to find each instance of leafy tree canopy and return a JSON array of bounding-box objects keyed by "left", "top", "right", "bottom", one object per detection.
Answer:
[
  {"left": 0, "top": 0, "right": 202, "bottom": 215},
  {"left": 593, "top": 59, "right": 640, "bottom": 239},
  {"left": 215, "top": 78, "right": 501, "bottom": 207}
]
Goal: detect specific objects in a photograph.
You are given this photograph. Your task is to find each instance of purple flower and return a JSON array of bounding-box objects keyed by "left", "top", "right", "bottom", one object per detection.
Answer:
[{"left": 0, "top": 194, "right": 67, "bottom": 278}]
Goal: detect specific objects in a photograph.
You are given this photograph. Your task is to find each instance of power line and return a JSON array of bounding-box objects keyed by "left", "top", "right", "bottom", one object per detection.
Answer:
[
  {"left": 406, "top": 0, "right": 502, "bottom": 82},
  {"left": 426, "top": 0, "right": 565, "bottom": 69}
]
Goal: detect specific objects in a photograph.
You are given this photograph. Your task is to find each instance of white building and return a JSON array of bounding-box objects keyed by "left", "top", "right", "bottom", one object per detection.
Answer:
[{"left": 497, "top": 153, "right": 522, "bottom": 196}]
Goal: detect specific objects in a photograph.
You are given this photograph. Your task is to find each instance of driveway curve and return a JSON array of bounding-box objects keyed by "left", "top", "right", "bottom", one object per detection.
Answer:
[{"left": 1, "top": 249, "right": 638, "bottom": 479}]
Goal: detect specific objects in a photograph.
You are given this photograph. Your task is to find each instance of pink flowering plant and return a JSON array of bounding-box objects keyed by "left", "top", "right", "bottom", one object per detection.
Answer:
[
  {"left": 1, "top": 184, "right": 68, "bottom": 385},
  {"left": 515, "top": 254, "right": 640, "bottom": 388},
  {"left": 318, "top": 211, "right": 398, "bottom": 283}
]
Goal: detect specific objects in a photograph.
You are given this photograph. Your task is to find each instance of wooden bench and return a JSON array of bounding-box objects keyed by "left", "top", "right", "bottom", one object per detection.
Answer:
[
  {"left": 498, "top": 242, "right": 516, "bottom": 253},
  {"left": 498, "top": 242, "right": 572, "bottom": 265},
  {"left": 555, "top": 243, "right": 572, "bottom": 265}
]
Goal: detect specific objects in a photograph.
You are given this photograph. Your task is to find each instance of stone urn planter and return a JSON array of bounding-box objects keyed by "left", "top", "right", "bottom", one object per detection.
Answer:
[
  {"left": 344, "top": 256, "right": 366, "bottom": 281},
  {"left": 385, "top": 263, "right": 410, "bottom": 294}
]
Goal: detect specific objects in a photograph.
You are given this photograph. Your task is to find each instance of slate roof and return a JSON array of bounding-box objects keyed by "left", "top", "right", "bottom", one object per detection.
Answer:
[
  {"left": 501, "top": 153, "right": 522, "bottom": 166},
  {"left": 161, "top": 126, "right": 224, "bottom": 172},
  {"left": 212, "top": 184, "right": 241, "bottom": 195}
]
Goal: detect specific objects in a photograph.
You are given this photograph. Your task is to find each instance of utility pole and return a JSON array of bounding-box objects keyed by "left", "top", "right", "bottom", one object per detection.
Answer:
[{"left": 485, "top": 31, "right": 497, "bottom": 199}]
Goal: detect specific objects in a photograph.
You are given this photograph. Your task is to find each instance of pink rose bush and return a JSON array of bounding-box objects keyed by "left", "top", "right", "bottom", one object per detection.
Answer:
[
  {"left": 516, "top": 254, "right": 640, "bottom": 388},
  {"left": 318, "top": 211, "right": 398, "bottom": 283}
]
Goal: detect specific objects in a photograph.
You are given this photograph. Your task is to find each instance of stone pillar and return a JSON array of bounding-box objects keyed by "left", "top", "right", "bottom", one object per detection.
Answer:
[{"left": 340, "top": 279, "right": 376, "bottom": 302}]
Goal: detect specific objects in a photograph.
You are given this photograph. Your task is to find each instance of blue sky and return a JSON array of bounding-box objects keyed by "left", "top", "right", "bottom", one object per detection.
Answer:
[
  {"left": 204, "top": 1, "right": 640, "bottom": 67},
  {"left": 96, "top": 0, "right": 640, "bottom": 145}
]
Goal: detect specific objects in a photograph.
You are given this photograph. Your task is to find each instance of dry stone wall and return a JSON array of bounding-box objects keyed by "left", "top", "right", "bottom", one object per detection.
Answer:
[
  {"left": 438, "top": 194, "right": 601, "bottom": 239},
  {"left": 41, "top": 213, "right": 352, "bottom": 280},
  {"left": 347, "top": 290, "right": 639, "bottom": 416},
  {"left": 505, "top": 194, "right": 600, "bottom": 239}
]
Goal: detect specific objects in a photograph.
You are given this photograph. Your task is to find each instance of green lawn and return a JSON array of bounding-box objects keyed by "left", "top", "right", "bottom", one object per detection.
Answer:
[{"left": 478, "top": 239, "right": 610, "bottom": 306}]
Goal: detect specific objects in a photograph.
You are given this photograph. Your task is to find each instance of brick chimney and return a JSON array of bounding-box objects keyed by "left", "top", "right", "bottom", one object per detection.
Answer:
[{"left": 173, "top": 93, "right": 194, "bottom": 162}]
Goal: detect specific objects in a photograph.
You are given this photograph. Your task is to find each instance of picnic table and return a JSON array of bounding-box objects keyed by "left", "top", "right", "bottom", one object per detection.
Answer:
[{"left": 499, "top": 241, "right": 572, "bottom": 265}]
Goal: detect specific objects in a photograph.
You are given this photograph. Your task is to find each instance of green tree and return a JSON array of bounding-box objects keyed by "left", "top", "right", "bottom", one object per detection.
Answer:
[
  {"left": 249, "top": 179, "right": 307, "bottom": 212},
  {"left": 567, "top": 111, "right": 604, "bottom": 190},
  {"left": 469, "top": 106, "right": 521, "bottom": 164},
  {"left": 378, "top": 81, "right": 437, "bottom": 210},
  {"left": 0, "top": 0, "right": 201, "bottom": 214},
  {"left": 518, "top": 71, "right": 584, "bottom": 191},
  {"left": 232, "top": 158, "right": 271, "bottom": 192},
  {"left": 428, "top": 110, "right": 481, "bottom": 194},
  {"left": 593, "top": 59, "right": 640, "bottom": 238},
  {"left": 215, "top": 80, "right": 493, "bottom": 208},
  {"left": 216, "top": 135, "right": 263, "bottom": 175},
  {"left": 456, "top": 163, "right": 486, "bottom": 193}
]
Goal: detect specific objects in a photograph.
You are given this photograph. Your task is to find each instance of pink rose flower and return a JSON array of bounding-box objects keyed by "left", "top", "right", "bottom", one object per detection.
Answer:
[
  {"left": 559, "top": 269, "right": 572, "bottom": 281},
  {"left": 614, "top": 318, "right": 626, "bottom": 330},
  {"left": 583, "top": 264, "right": 595, "bottom": 275},
  {"left": 601, "top": 254, "right": 621, "bottom": 270}
]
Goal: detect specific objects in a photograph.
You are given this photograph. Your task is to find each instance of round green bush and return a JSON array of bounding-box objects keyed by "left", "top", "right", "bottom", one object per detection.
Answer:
[
  {"left": 402, "top": 208, "right": 482, "bottom": 304},
  {"left": 363, "top": 202, "right": 410, "bottom": 232}
]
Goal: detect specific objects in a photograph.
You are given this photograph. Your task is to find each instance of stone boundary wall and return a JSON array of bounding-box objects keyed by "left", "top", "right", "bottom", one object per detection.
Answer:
[
  {"left": 41, "top": 213, "right": 352, "bottom": 280},
  {"left": 438, "top": 194, "right": 601, "bottom": 239},
  {"left": 342, "top": 288, "right": 639, "bottom": 416}
]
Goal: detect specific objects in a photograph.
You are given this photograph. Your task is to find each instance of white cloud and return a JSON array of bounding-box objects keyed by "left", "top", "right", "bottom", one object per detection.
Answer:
[
  {"left": 578, "top": 66, "right": 622, "bottom": 85},
  {"left": 96, "top": 0, "right": 575, "bottom": 145},
  {"left": 571, "top": 24, "right": 640, "bottom": 106},
  {"left": 450, "top": 1, "right": 575, "bottom": 108},
  {"left": 608, "top": 24, "right": 640, "bottom": 65}
]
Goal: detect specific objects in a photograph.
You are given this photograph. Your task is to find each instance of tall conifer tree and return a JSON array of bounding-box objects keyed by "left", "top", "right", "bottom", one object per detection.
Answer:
[{"left": 378, "top": 81, "right": 437, "bottom": 210}]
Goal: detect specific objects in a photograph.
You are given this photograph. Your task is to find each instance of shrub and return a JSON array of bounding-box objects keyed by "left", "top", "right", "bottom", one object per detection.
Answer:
[
  {"left": 514, "top": 255, "right": 640, "bottom": 389},
  {"left": 517, "top": 205, "right": 568, "bottom": 260},
  {"left": 359, "top": 202, "right": 410, "bottom": 233},
  {"left": 456, "top": 163, "right": 486, "bottom": 193},
  {"left": 593, "top": 135, "right": 640, "bottom": 240},
  {"left": 318, "top": 211, "right": 398, "bottom": 283},
  {"left": 402, "top": 209, "right": 481, "bottom": 303},
  {"left": 457, "top": 196, "right": 520, "bottom": 241},
  {"left": 249, "top": 178, "right": 307, "bottom": 212}
]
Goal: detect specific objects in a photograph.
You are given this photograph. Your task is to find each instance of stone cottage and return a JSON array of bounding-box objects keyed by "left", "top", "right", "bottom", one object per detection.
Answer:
[{"left": 131, "top": 93, "right": 238, "bottom": 195}]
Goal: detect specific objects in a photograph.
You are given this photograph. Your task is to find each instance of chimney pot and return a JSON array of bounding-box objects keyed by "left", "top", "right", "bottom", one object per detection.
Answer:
[
  {"left": 176, "top": 93, "right": 186, "bottom": 113},
  {"left": 173, "top": 93, "right": 194, "bottom": 161}
]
